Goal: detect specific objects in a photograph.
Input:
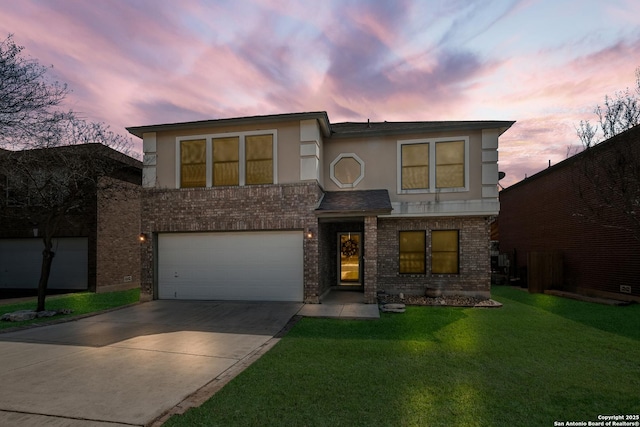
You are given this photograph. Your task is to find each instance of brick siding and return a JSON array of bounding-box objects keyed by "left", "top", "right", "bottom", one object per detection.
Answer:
[
  {"left": 96, "top": 178, "right": 141, "bottom": 292},
  {"left": 363, "top": 216, "right": 378, "bottom": 303},
  {"left": 141, "top": 184, "right": 494, "bottom": 302},
  {"left": 140, "top": 182, "right": 323, "bottom": 302},
  {"left": 499, "top": 126, "right": 640, "bottom": 301},
  {"left": 377, "top": 216, "right": 492, "bottom": 298}
]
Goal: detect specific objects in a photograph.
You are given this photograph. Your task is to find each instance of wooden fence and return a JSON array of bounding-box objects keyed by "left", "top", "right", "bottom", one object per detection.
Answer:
[{"left": 527, "top": 251, "right": 563, "bottom": 293}]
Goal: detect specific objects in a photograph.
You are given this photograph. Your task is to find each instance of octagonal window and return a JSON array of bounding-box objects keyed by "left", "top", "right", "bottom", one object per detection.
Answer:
[{"left": 330, "top": 153, "right": 364, "bottom": 188}]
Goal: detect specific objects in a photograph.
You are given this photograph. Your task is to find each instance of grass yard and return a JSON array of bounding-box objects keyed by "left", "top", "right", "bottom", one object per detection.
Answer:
[
  {"left": 0, "top": 288, "right": 140, "bottom": 330},
  {"left": 165, "top": 286, "right": 640, "bottom": 427}
]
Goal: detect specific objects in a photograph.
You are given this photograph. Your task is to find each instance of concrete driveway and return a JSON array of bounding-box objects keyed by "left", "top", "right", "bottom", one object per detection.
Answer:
[{"left": 0, "top": 300, "right": 303, "bottom": 426}]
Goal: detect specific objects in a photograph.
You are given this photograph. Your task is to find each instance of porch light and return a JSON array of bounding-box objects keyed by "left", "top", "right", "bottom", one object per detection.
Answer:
[
  {"left": 306, "top": 230, "right": 313, "bottom": 239},
  {"left": 138, "top": 233, "right": 148, "bottom": 243}
]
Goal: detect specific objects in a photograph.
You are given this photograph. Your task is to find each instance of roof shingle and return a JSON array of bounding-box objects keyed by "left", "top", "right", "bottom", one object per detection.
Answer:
[{"left": 316, "top": 190, "right": 392, "bottom": 216}]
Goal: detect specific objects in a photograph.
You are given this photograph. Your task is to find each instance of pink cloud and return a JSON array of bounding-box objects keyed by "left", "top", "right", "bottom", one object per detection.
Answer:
[
  {"left": 0, "top": 0, "right": 638, "bottom": 181},
  {"left": 493, "top": 36, "right": 640, "bottom": 187}
]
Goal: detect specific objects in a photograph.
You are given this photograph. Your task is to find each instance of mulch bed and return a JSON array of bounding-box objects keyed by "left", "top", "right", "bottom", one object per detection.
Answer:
[{"left": 378, "top": 294, "right": 502, "bottom": 307}]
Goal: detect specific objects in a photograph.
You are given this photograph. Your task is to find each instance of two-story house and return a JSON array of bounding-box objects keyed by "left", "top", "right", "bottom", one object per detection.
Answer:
[{"left": 127, "top": 112, "right": 514, "bottom": 303}]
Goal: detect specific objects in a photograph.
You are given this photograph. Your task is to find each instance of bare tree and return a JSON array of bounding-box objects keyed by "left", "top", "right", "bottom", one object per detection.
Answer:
[
  {"left": 573, "top": 67, "right": 640, "bottom": 242},
  {"left": 0, "top": 34, "right": 69, "bottom": 146},
  {"left": 0, "top": 35, "right": 139, "bottom": 311},
  {"left": 577, "top": 67, "right": 640, "bottom": 148}
]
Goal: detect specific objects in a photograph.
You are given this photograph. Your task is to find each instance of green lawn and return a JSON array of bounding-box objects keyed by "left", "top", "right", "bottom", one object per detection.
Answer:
[
  {"left": 165, "top": 286, "right": 640, "bottom": 427},
  {"left": 0, "top": 288, "right": 140, "bottom": 330}
]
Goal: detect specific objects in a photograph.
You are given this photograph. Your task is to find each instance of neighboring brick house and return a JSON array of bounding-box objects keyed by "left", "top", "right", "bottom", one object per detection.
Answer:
[
  {"left": 0, "top": 144, "right": 142, "bottom": 296},
  {"left": 127, "top": 112, "right": 514, "bottom": 303},
  {"left": 498, "top": 125, "right": 640, "bottom": 303}
]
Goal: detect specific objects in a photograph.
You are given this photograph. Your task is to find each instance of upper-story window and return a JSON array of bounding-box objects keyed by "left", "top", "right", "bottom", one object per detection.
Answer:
[
  {"left": 436, "top": 140, "right": 464, "bottom": 188},
  {"left": 177, "top": 130, "right": 276, "bottom": 188},
  {"left": 180, "top": 139, "right": 206, "bottom": 188},
  {"left": 401, "top": 143, "right": 429, "bottom": 190},
  {"left": 245, "top": 134, "right": 273, "bottom": 185},
  {"left": 397, "top": 137, "right": 468, "bottom": 193},
  {"left": 213, "top": 136, "right": 239, "bottom": 186}
]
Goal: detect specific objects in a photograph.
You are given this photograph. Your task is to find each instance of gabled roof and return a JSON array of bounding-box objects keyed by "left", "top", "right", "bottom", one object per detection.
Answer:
[
  {"left": 127, "top": 111, "right": 332, "bottom": 139},
  {"left": 501, "top": 123, "right": 640, "bottom": 193},
  {"left": 316, "top": 190, "right": 392, "bottom": 217},
  {"left": 0, "top": 143, "right": 142, "bottom": 170}
]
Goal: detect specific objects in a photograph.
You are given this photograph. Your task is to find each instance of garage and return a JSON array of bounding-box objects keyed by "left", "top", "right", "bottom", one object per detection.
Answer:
[
  {"left": 158, "top": 231, "right": 304, "bottom": 301},
  {"left": 0, "top": 237, "right": 88, "bottom": 290}
]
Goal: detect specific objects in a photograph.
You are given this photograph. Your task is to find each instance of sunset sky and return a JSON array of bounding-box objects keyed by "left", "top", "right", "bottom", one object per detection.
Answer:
[{"left": 1, "top": 0, "right": 639, "bottom": 187}]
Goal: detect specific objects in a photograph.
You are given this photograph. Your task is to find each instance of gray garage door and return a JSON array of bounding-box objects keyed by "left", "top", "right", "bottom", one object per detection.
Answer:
[
  {"left": 158, "top": 231, "right": 304, "bottom": 301},
  {"left": 0, "top": 237, "right": 88, "bottom": 289}
]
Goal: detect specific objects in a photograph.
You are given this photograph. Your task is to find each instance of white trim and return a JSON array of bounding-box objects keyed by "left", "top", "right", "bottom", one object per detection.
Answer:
[
  {"left": 397, "top": 136, "right": 469, "bottom": 194},
  {"left": 206, "top": 138, "right": 213, "bottom": 187},
  {"left": 385, "top": 199, "right": 499, "bottom": 217},
  {"left": 175, "top": 129, "right": 278, "bottom": 188},
  {"left": 142, "top": 167, "right": 156, "bottom": 188},
  {"left": 329, "top": 153, "right": 365, "bottom": 188},
  {"left": 142, "top": 132, "right": 157, "bottom": 153},
  {"left": 272, "top": 130, "right": 279, "bottom": 184},
  {"left": 300, "top": 142, "right": 319, "bottom": 157},
  {"left": 239, "top": 134, "right": 246, "bottom": 186}
]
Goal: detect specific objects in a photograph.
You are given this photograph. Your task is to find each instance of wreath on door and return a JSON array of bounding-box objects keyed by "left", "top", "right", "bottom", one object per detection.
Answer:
[{"left": 341, "top": 238, "right": 359, "bottom": 257}]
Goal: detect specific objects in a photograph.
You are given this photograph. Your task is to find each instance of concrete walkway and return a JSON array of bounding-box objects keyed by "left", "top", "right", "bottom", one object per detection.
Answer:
[{"left": 298, "top": 290, "right": 380, "bottom": 319}]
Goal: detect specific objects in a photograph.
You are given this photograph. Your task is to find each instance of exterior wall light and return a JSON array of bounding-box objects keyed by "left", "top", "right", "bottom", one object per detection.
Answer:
[{"left": 138, "top": 233, "right": 148, "bottom": 243}]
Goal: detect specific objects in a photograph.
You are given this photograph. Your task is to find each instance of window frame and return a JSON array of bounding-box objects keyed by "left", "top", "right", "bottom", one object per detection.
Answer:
[
  {"left": 398, "top": 230, "right": 426, "bottom": 275},
  {"left": 329, "top": 153, "right": 365, "bottom": 188},
  {"left": 431, "top": 229, "right": 460, "bottom": 275},
  {"left": 176, "top": 129, "right": 277, "bottom": 188},
  {"left": 397, "top": 136, "right": 469, "bottom": 194}
]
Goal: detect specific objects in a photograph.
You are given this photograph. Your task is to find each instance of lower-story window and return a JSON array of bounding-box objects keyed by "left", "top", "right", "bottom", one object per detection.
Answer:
[
  {"left": 399, "top": 231, "right": 426, "bottom": 274},
  {"left": 431, "top": 230, "right": 459, "bottom": 274}
]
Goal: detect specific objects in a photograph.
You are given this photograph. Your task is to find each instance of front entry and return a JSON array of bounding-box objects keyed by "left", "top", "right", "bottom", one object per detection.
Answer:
[{"left": 338, "top": 232, "right": 362, "bottom": 286}]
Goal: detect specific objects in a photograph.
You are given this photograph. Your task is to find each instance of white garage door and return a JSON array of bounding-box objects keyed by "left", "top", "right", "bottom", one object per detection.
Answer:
[
  {"left": 0, "top": 237, "right": 88, "bottom": 290},
  {"left": 158, "top": 231, "right": 304, "bottom": 301}
]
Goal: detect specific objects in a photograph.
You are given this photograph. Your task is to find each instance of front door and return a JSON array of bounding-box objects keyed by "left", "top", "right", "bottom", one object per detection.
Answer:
[{"left": 338, "top": 232, "right": 362, "bottom": 285}]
